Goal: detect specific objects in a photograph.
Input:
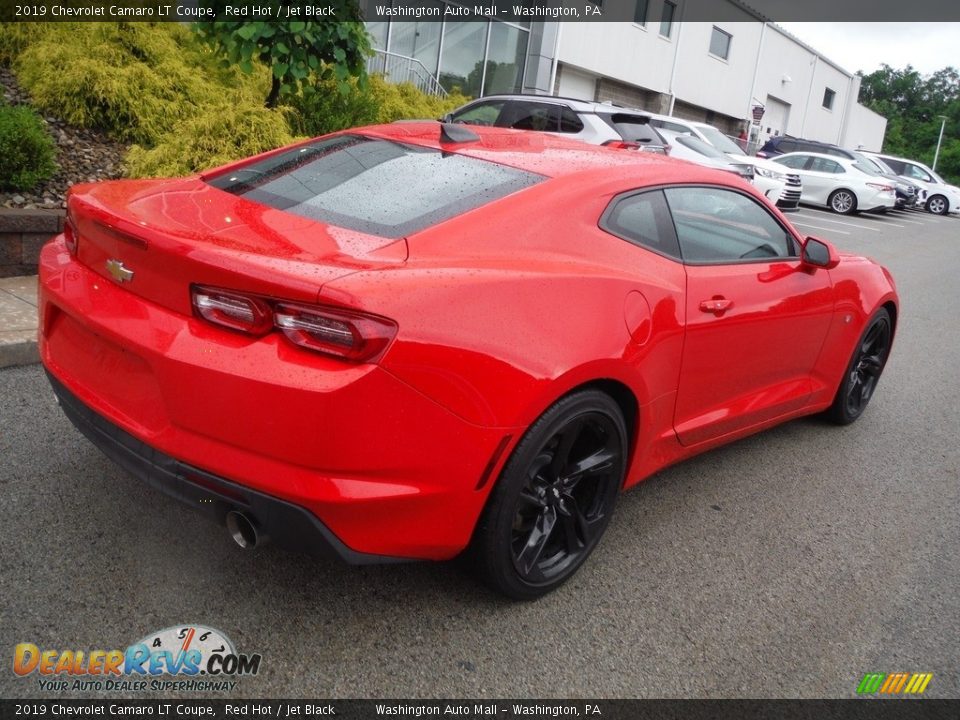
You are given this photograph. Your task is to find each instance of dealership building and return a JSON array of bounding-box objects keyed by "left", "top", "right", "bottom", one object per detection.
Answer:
[{"left": 361, "top": 0, "right": 887, "bottom": 152}]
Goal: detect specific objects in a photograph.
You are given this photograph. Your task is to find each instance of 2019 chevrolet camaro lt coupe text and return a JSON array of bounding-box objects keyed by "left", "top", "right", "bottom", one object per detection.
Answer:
[{"left": 39, "top": 123, "right": 898, "bottom": 599}]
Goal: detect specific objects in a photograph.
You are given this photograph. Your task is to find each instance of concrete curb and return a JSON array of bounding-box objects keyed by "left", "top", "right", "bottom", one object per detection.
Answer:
[{"left": 0, "top": 276, "right": 40, "bottom": 369}]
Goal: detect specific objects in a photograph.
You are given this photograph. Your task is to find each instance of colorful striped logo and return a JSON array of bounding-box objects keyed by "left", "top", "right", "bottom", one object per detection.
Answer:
[{"left": 857, "top": 672, "right": 933, "bottom": 695}]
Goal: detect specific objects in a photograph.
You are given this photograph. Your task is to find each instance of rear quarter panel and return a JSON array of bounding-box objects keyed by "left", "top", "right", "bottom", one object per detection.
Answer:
[{"left": 319, "top": 174, "right": 688, "bottom": 432}]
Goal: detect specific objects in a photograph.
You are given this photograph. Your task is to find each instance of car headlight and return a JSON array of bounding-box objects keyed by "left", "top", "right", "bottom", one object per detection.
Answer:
[{"left": 754, "top": 166, "right": 787, "bottom": 181}]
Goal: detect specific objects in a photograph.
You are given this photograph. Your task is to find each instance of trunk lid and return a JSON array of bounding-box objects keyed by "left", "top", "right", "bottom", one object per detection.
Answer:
[{"left": 68, "top": 177, "right": 406, "bottom": 316}]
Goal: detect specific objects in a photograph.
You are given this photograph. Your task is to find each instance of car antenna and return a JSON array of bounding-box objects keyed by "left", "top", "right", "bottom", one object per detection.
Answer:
[{"left": 440, "top": 122, "right": 480, "bottom": 144}]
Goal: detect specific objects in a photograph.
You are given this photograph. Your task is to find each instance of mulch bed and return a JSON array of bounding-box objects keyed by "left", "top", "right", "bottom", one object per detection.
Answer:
[{"left": 1, "top": 67, "right": 129, "bottom": 210}]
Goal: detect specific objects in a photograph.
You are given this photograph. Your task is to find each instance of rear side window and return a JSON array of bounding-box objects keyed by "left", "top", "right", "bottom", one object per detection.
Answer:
[
  {"left": 880, "top": 157, "right": 905, "bottom": 174},
  {"left": 498, "top": 101, "right": 584, "bottom": 133},
  {"left": 601, "top": 189, "right": 681, "bottom": 260},
  {"left": 775, "top": 155, "right": 808, "bottom": 169},
  {"left": 777, "top": 140, "right": 798, "bottom": 153},
  {"left": 809, "top": 157, "right": 844, "bottom": 174},
  {"left": 450, "top": 100, "right": 506, "bottom": 126},
  {"left": 207, "top": 135, "right": 544, "bottom": 238}
]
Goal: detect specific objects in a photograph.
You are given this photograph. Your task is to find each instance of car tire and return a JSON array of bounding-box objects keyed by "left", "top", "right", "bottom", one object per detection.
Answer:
[
  {"left": 926, "top": 194, "right": 949, "bottom": 215},
  {"left": 826, "top": 308, "right": 892, "bottom": 425},
  {"left": 828, "top": 189, "right": 857, "bottom": 215},
  {"left": 471, "top": 390, "right": 627, "bottom": 600}
]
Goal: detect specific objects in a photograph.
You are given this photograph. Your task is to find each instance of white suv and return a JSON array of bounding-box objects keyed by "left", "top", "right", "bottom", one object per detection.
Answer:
[
  {"left": 646, "top": 113, "right": 802, "bottom": 212},
  {"left": 445, "top": 95, "right": 670, "bottom": 154},
  {"left": 863, "top": 152, "right": 960, "bottom": 215}
]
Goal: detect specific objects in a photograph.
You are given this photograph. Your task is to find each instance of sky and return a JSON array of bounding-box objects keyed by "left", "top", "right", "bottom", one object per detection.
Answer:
[{"left": 776, "top": 23, "right": 960, "bottom": 77}]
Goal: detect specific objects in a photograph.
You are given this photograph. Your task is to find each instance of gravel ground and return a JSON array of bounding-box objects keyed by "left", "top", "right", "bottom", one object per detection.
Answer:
[{"left": 0, "top": 67, "right": 127, "bottom": 210}]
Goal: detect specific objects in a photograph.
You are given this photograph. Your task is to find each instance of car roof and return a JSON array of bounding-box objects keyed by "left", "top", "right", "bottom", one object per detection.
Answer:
[
  {"left": 647, "top": 114, "right": 705, "bottom": 128},
  {"left": 461, "top": 94, "right": 650, "bottom": 116},
  {"left": 867, "top": 151, "right": 924, "bottom": 166},
  {"left": 354, "top": 122, "right": 742, "bottom": 185}
]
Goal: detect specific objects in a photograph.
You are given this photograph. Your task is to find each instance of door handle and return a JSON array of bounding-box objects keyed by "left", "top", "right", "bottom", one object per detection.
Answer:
[{"left": 699, "top": 298, "right": 733, "bottom": 314}]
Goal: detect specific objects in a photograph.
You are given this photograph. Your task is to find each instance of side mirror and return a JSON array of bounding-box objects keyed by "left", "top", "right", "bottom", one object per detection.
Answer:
[{"left": 801, "top": 236, "right": 840, "bottom": 269}]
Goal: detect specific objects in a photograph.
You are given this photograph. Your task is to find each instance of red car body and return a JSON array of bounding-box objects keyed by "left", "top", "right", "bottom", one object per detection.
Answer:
[{"left": 39, "top": 123, "right": 897, "bottom": 574}]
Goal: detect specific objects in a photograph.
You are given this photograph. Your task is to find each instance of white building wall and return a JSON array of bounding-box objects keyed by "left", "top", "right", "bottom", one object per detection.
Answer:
[
  {"left": 556, "top": 65, "right": 597, "bottom": 100},
  {"left": 553, "top": 12, "right": 886, "bottom": 151},
  {"left": 842, "top": 104, "right": 888, "bottom": 152},
  {"left": 672, "top": 22, "right": 762, "bottom": 120},
  {"left": 797, "top": 59, "right": 851, "bottom": 143},
  {"left": 556, "top": 19, "right": 677, "bottom": 97}
]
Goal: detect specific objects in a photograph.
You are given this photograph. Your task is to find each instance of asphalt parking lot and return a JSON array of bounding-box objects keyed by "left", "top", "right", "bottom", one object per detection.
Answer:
[{"left": 1, "top": 206, "right": 957, "bottom": 700}]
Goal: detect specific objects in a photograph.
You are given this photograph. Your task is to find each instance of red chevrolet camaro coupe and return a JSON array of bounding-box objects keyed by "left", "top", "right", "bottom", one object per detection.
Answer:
[{"left": 39, "top": 122, "right": 897, "bottom": 599}]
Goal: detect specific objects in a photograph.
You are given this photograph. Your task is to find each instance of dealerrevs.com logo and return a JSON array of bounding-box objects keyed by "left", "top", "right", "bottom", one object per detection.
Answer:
[
  {"left": 857, "top": 672, "right": 933, "bottom": 696},
  {"left": 13, "top": 625, "right": 262, "bottom": 692}
]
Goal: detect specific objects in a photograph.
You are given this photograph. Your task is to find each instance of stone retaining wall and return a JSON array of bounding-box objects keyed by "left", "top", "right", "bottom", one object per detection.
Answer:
[{"left": 0, "top": 209, "right": 65, "bottom": 277}]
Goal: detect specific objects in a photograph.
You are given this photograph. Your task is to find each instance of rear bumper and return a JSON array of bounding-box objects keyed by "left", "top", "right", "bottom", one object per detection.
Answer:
[
  {"left": 48, "top": 371, "right": 399, "bottom": 564},
  {"left": 39, "top": 238, "right": 516, "bottom": 560}
]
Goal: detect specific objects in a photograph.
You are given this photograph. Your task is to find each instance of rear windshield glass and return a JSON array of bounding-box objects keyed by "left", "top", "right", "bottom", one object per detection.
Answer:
[
  {"left": 206, "top": 135, "right": 544, "bottom": 238},
  {"left": 697, "top": 125, "right": 745, "bottom": 156},
  {"left": 674, "top": 134, "right": 727, "bottom": 159},
  {"left": 601, "top": 113, "right": 662, "bottom": 144}
]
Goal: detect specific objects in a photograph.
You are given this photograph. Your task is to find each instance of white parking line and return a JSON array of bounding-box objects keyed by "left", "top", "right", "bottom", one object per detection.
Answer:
[
  {"left": 792, "top": 213, "right": 881, "bottom": 232},
  {"left": 796, "top": 209, "right": 910, "bottom": 230},
  {"left": 898, "top": 214, "right": 940, "bottom": 224},
  {"left": 889, "top": 215, "right": 927, "bottom": 226},
  {"left": 789, "top": 221, "right": 851, "bottom": 235}
]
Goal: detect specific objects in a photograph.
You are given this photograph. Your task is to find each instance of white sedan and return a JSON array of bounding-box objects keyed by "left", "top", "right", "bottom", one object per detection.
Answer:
[{"left": 772, "top": 152, "right": 897, "bottom": 214}]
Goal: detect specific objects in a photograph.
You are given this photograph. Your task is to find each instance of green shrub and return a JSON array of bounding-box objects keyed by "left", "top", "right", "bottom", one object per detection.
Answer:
[
  {"left": 14, "top": 22, "right": 270, "bottom": 144},
  {"left": 0, "top": 23, "right": 51, "bottom": 66},
  {"left": 294, "top": 75, "right": 470, "bottom": 137},
  {"left": 124, "top": 104, "right": 296, "bottom": 178},
  {"left": 0, "top": 102, "right": 57, "bottom": 191}
]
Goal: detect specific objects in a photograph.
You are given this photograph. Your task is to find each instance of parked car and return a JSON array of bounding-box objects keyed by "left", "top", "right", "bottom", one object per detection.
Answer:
[
  {"left": 863, "top": 152, "right": 960, "bottom": 215},
  {"left": 855, "top": 154, "right": 921, "bottom": 209},
  {"left": 40, "top": 123, "right": 898, "bottom": 599},
  {"left": 656, "top": 129, "right": 757, "bottom": 182},
  {"left": 772, "top": 152, "right": 897, "bottom": 214},
  {"left": 445, "top": 94, "right": 670, "bottom": 154},
  {"left": 754, "top": 136, "right": 919, "bottom": 211},
  {"left": 755, "top": 135, "right": 849, "bottom": 159},
  {"left": 647, "top": 114, "right": 801, "bottom": 211}
]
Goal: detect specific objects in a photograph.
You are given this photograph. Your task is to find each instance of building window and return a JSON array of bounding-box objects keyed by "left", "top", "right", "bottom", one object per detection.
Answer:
[
  {"left": 822, "top": 88, "right": 836, "bottom": 110},
  {"left": 660, "top": 1, "right": 676, "bottom": 37},
  {"left": 634, "top": 0, "right": 648, "bottom": 24},
  {"left": 709, "top": 27, "right": 731, "bottom": 60}
]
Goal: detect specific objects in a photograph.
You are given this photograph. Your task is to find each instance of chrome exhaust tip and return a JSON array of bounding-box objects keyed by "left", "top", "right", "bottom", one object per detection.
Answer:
[{"left": 225, "top": 510, "right": 259, "bottom": 550}]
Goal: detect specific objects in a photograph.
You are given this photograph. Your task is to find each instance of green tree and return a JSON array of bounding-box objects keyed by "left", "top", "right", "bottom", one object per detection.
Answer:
[
  {"left": 195, "top": 12, "right": 371, "bottom": 108},
  {"left": 858, "top": 63, "right": 960, "bottom": 183}
]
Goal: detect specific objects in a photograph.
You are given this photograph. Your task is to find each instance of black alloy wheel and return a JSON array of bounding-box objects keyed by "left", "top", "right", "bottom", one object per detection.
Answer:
[
  {"left": 472, "top": 390, "right": 627, "bottom": 600},
  {"left": 827, "top": 308, "right": 892, "bottom": 425}
]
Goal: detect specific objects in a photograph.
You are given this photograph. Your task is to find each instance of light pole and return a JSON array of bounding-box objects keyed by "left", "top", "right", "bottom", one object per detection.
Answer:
[{"left": 933, "top": 115, "right": 948, "bottom": 171}]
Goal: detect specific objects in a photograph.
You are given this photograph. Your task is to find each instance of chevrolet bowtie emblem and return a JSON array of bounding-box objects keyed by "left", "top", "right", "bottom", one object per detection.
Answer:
[{"left": 105, "top": 259, "right": 134, "bottom": 283}]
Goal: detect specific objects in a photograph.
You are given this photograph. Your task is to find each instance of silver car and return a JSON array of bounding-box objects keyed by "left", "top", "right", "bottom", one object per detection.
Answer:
[{"left": 445, "top": 95, "right": 670, "bottom": 154}]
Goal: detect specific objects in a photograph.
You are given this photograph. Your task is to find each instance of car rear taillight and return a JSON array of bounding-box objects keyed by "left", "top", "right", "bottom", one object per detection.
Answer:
[
  {"left": 274, "top": 303, "right": 397, "bottom": 363},
  {"left": 63, "top": 212, "right": 78, "bottom": 256},
  {"left": 602, "top": 140, "right": 642, "bottom": 151},
  {"left": 867, "top": 183, "right": 894, "bottom": 192},
  {"left": 190, "top": 285, "right": 398, "bottom": 362},
  {"left": 192, "top": 286, "right": 273, "bottom": 336}
]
